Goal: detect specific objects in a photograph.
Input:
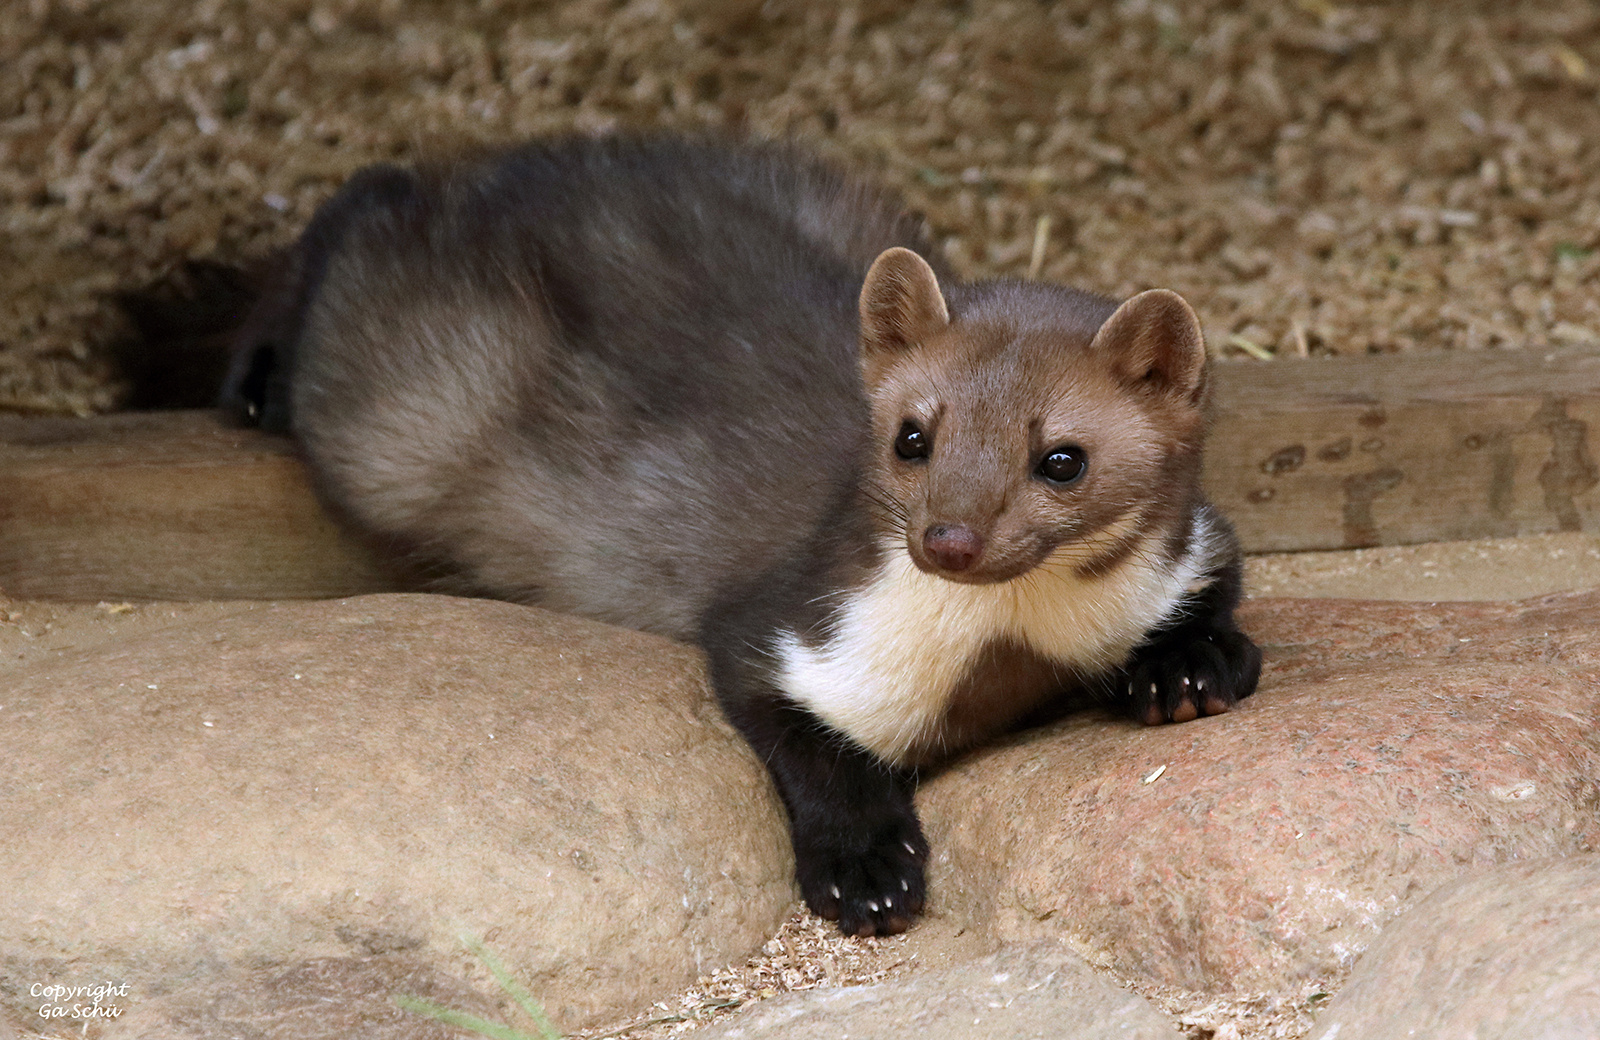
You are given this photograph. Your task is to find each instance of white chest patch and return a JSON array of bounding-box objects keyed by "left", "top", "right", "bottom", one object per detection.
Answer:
[{"left": 774, "top": 515, "right": 1219, "bottom": 765}]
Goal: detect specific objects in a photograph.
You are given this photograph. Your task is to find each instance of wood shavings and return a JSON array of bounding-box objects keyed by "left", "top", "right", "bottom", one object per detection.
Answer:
[
  {"left": 4, "top": 1, "right": 1600, "bottom": 413},
  {"left": 572, "top": 906, "right": 914, "bottom": 1039}
]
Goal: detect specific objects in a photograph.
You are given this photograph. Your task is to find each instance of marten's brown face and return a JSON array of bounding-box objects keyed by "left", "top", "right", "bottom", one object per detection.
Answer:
[{"left": 856, "top": 248, "right": 1209, "bottom": 587}]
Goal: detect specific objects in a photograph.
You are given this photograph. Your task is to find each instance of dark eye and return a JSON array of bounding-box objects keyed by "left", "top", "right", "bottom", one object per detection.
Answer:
[
  {"left": 894, "top": 421, "right": 930, "bottom": 461},
  {"left": 1038, "top": 445, "right": 1087, "bottom": 484}
]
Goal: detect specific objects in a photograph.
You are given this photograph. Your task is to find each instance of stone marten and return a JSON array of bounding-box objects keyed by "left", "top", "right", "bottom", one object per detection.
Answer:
[{"left": 217, "top": 135, "right": 1261, "bottom": 937}]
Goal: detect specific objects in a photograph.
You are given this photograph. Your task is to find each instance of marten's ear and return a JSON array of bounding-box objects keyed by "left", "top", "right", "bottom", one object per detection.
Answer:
[
  {"left": 859, "top": 248, "right": 949, "bottom": 382},
  {"left": 1090, "top": 289, "right": 1207, "bottom": 403}
]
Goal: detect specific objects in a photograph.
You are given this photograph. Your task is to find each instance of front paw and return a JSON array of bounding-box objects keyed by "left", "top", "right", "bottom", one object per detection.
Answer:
[
  {"left": 794, "top": 816, "right": 928, "bottom": 937},
  {"left": 1125, "top": 625, "right": 1261, "bottom": 726}
]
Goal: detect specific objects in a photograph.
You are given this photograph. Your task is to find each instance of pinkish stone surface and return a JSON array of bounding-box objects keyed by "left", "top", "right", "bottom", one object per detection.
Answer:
[{"left": 916, "top": 590, "right": 1600, "bottom": 994}]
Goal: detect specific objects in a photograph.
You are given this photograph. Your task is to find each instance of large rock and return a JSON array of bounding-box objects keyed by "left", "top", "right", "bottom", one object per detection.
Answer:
[
  {"left": 916, "top": 590, "right": 1600, "bottom": 994},
  {"left": 0, "top": 595, "right": 794, "bottom": 1032},
  {"left": 696, "top": 941, "right": 1177, "bottom": 1040},
  {"left": 1307, "top": 855, "right": 1600, "bottom": 1040}
]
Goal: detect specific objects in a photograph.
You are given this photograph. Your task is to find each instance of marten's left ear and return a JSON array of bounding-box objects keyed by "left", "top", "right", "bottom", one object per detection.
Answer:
[
  {"left": 859, "top": 247, "right": 949, "bottom": 383},
  {"left": 1091, "top": 289, "right": 1207, "bottom": 403}
]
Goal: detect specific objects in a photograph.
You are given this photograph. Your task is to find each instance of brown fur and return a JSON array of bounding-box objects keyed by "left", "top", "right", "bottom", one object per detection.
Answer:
[{"left": 858, "top": 253, "right": 1209, "bottom": 592}]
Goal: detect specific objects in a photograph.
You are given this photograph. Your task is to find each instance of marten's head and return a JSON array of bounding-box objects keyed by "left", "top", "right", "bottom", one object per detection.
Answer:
[{"left": 857, "top": 247, "right": 1210, "bottom": 586}]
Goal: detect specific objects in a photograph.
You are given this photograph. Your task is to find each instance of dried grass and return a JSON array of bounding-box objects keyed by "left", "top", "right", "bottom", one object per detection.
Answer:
[{"left": 4, "top": 0, "right": 1600, "bottom": 414}]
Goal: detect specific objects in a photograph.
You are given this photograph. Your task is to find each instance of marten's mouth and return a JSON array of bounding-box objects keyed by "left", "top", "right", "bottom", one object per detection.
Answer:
[
  {"left": 903, "top": 533, "right": 1042, "bottom": 585},
  {"left": 903, "top": 509, "right": 1155, "bottom": 586}
]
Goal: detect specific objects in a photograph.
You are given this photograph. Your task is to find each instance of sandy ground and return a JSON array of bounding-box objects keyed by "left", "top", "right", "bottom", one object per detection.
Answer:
[{"left": 1246, "top": 530, "right": 1600, "bottom": 601}]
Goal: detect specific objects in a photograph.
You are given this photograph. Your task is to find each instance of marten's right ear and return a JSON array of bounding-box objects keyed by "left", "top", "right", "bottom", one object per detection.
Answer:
[{"left": 859, "top": 248, "right": 948, "bottom": 384}]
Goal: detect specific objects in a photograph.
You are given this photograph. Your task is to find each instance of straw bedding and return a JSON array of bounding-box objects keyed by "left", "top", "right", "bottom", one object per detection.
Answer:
[{"left": 4, "top": 0, "right": 1600, "bottom": 415}]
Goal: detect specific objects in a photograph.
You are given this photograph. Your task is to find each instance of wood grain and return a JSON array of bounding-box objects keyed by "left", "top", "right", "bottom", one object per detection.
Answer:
[
  {"left": 3, "top": 347, "right": 1598, "bottom": 600},
  {"left": 0, "top": 412, "right": 400, "bottom": 600},
  {"left": 1206, "top": 347, "right": 1600, "bottom": 552}
]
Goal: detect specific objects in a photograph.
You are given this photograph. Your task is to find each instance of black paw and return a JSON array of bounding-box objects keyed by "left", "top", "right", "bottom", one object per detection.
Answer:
[
  {"left": 1125, "top": 625, "right": 1261, "bottom": 726},
  {"left": 794, "top": 818, "right": 928, "bottom": 937}
]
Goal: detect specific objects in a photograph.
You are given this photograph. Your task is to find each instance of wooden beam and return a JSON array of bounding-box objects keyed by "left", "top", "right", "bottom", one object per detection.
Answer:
[
  {"left": 1205, "top": 346, "right": 1600, "bottom": 552},
  {"left": 0, "top": 412, "right": 400, "bottom": 600},
  {"left": 2, "top": 346, "right": 1597, "bottom": 600}
]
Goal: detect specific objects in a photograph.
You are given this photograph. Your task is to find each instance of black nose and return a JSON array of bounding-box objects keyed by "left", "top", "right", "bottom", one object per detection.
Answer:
[{"left": 922, "top": 524, "right": 984, "bottom": 572}]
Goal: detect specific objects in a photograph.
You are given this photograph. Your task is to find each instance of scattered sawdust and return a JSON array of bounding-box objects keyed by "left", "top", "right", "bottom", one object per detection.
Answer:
[
  {"left": 570, "top": 906, "right": 916, "bottom": 1038},
  {"left": 569, "top": 906, "right": 1326, "bottom": 1040},
  {"left": 1140, "top": 981, "right": 1332, "bottom": 1040},
  {"left": 5, "top": 0, "right": 1600, "bottom": 414}
]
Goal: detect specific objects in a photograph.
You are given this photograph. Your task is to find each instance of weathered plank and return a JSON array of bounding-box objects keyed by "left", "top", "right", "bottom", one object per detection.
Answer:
[
  {"left": 1206, "top": 347, "right": 1600, "bottom": 552},
  {"left": 2, "top": 346, "right": 1598, "bottom": 600},
  {"left": 0, "top": 412, "right": 400, "bottom": 600}
]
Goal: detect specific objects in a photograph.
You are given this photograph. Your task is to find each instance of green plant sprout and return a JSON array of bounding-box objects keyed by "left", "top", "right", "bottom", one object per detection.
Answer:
[{"left": 395, "top": 932, "right": 561, "bottom": 1040}]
